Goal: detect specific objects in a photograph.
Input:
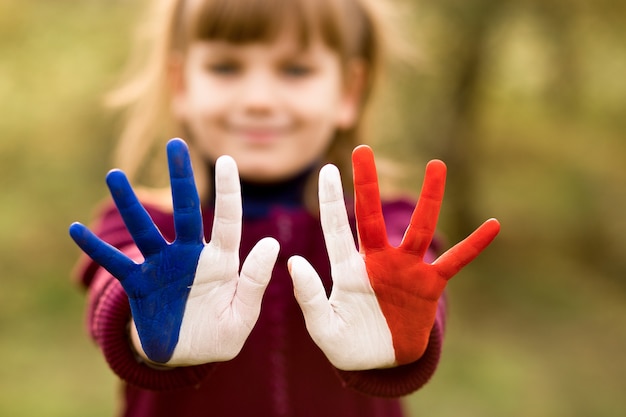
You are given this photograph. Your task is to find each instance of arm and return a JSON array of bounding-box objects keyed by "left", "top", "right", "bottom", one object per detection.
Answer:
[
  {"left": 288, "top": 145, "right": 500, "bottom": 395},
  {"left": 70, "top": 138, "right": 279, "bottom": 389}
]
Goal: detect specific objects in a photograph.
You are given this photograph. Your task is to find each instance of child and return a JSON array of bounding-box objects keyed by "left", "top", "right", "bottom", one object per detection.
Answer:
[{"left": 69, "top": 0, "right": 500, "bottom": 416}]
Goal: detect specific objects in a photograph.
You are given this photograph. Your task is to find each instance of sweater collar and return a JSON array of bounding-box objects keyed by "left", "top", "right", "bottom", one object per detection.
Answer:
[{"left": 208, "top": 164, "right": 314, "bottom": 219}]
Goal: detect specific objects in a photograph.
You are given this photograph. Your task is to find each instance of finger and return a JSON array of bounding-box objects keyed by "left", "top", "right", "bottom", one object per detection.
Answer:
[
  {"left": 236, "top": 238, "right": 280, "bottom": 317},
  {"left": 106, "top": 169, "right": 167, "bottom": 257},
  {"left": 167, "top": 138, "right": 203, "bottom": 244},
  {"left": 210, "top": 155, "right": 242, "bottom": 252},
  {"left": 400, "top": 160, "right": 447, "bottom": 255},
  {"left": 288, "top": 256, "right": 332, "bottom": 328},
  {"left": 69, "top": 222, "right": 137, "bottom": 283},
  {"left": 352, "top": 145, "right": 388, "bottom": 250},
  {"left": 433, "top": 218, "right": 500, "bottom": 279},
  {"left": 319, "top": 164, "right": 359, "bottom": 265}
]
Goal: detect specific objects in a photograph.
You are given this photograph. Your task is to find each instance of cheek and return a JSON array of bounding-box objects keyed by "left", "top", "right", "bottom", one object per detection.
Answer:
[
  {"left": 184, "top": 76, "right": 233, "bottom": 116},
  {"left": 303, "top": 82, "right": 345, "bottom": 126},
  {"left": 288, "top": 91, "right": 341, "bottom": 128},
  {"left": 186, "top": 93, "right": 223, "bottom": 118}
]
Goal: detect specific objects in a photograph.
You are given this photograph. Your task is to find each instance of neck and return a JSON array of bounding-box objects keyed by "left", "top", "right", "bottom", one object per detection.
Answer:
[{"left": 209, "top": 165, "right": 314, "bottom": 218}]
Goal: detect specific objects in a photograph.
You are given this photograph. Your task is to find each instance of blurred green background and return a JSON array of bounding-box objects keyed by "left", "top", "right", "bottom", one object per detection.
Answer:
[{"left": 1, "top": 0, "right": 624, "bottom": 416}]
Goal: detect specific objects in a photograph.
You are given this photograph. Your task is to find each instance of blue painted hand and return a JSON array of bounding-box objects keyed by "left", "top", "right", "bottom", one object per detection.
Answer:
[{"left": 70, "top": 138, "right": 280, "bottom": 365}]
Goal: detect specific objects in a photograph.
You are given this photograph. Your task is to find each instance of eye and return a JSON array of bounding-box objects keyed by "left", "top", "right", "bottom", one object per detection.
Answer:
[
  {"left": 206, "top": 61, "right": 240, "bottom": 75},
  {"left": 281, "top": 62, "right": 313, "bottom": 78}
]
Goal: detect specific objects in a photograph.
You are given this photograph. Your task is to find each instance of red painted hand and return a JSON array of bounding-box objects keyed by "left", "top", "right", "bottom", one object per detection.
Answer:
[
  {"left": 354, "top": 145, "right": 500, "bottom": 364},
  {"left": 288, "top": 146, "right": 500, "bottom": 370}
]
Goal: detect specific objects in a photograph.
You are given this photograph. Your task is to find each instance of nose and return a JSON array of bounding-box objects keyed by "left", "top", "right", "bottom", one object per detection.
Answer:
[{"left": 238, "top": 69, "right": 278, "bottom": 114}]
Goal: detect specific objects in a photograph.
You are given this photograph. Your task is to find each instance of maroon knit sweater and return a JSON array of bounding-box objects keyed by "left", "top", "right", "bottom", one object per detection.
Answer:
[{"left": 75, "top": 191, "right": 446, "bottom": 417}]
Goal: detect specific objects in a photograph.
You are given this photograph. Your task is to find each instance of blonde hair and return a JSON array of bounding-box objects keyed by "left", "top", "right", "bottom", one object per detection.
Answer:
[{"left": 108, "top": 0, "right": 410, "bottom": 205}]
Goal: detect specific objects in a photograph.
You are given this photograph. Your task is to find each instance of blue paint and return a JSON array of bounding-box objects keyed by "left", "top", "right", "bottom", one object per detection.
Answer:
[{"left": 69, "top": 138, "right": 204, "bottom": 363}]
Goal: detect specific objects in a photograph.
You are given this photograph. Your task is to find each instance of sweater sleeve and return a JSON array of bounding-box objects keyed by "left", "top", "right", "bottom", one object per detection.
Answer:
[
  {"left": 74, "top": 202, "right": 216, "bottom": 391},
  {"left": 335, "top": 198, "right": 448, "bottom": 397}
]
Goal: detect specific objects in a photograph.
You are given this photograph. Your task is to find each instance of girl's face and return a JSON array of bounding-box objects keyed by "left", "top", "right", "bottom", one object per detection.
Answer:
[{"left": 172, "top": 31, "right": 362, "bottom": 182}]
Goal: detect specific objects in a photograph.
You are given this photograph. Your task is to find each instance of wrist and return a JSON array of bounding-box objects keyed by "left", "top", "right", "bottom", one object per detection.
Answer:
[{"left": 129, "top": 320, "right": 174, "bottom": 370}]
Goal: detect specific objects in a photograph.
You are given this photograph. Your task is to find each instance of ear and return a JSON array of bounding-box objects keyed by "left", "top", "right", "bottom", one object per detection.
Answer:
[
  {"left": 336, "top": 60, "right": 367, "bottom": 130},
  {"left": 169, "top": 53, "right": 188, "bottom": 121}
]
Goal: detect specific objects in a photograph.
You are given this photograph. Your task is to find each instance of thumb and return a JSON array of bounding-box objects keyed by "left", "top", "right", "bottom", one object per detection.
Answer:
[
  {"left": 235, "top": 237, "right": 280, "bottom": 318},
  {"left": 288, "top": 256, "right": 332, "bottom": 328}
]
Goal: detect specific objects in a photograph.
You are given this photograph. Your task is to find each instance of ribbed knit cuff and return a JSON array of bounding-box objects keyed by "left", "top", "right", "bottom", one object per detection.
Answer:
[
  {"left": 336, "top": 295, "right": 447, "bottom": 398},
  {"left": 335, "top": 319, "right": 443, "bottom": 397},
  {"left": 92, "top": 277, "right": 216, "bottom": 391}
]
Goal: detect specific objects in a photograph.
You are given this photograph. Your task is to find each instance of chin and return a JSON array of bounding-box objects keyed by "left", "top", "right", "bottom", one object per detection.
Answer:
[
  {"left": 238, "top": 165, "right": 291, "bottom": 184},
  {"left": 235, "top": 154, "right": 312, "bottom": 183}
]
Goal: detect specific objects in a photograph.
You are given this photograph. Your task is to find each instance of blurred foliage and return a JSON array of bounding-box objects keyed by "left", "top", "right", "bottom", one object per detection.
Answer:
[{"left": 0, "top": 0, "right": 624, "bottom": 416}]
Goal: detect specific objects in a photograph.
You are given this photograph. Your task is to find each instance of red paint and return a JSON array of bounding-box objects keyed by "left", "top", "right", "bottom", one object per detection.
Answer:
[{"left": 352, "top": 146, "right": 500, "bottom": 365}]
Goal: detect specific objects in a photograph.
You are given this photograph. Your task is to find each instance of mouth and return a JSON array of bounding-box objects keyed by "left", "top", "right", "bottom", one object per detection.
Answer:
[{"left": 233, "top": 125, "right": 288, "bottom": 143}]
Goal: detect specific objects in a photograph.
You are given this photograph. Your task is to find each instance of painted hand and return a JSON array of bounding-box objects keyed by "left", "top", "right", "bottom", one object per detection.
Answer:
[
  {"left": 288, "top": 145, "right": 500, "bottom": 370},
  {"left": 69, "top": 138, "right": 279, "bottom": 366}
]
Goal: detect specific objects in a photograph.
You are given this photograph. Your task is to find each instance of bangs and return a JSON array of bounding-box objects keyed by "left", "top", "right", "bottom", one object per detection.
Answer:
[{"left": 181, "top": 0, "right": 351, "bottom": 53}]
